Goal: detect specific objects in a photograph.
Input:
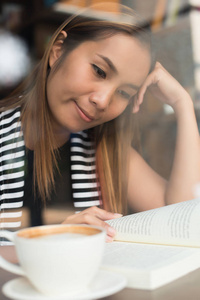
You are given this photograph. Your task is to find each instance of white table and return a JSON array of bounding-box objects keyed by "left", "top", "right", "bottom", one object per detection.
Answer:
[{"left": 1, "top": 246, "right": 200, "bottom": 300}]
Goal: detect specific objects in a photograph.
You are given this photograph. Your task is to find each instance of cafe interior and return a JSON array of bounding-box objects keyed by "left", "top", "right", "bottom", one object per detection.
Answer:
[
  {"left": 0, "top": 0, "right": 199, "bottom": 226},
  {"left": 0, "top": 0, "right": 200, "bottom": 299}
]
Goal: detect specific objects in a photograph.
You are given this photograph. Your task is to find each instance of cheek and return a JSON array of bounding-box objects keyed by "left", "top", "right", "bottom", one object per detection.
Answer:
[
  {"left": 105, "top": 100, "right": 130, "bottom": 122},
  {"left": 63, "top": 69, "right": 93, "bottom": 96},
  {"left": 46, "top": 70, "right": 65, "bottom": 100},
  {"left": 46, "top": 85, "right": 60, "bottom": 113}
]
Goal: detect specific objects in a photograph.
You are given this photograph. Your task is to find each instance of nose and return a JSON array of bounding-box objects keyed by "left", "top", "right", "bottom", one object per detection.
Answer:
[{"left": 89, "top": 87, "right": 113, "bottom": 111}]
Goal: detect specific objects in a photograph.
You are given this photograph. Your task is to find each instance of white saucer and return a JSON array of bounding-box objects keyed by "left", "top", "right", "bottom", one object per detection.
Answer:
[{"left": 2, "top": 270, "right": 126, "bottom": 300}]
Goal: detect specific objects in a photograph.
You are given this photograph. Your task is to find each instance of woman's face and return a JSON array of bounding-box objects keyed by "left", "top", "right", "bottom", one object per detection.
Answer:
[{"left": 47, "top": 33, "right": 151, "bottom": 139}]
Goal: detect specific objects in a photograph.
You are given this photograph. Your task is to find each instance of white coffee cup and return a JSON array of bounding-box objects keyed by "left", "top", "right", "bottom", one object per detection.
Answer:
[{"left": 0, "top": 224, "right": 106, "bottom": 296}]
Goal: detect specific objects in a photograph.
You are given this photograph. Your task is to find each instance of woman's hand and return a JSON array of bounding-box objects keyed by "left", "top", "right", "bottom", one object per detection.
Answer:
[
  {"left": 62, "top": 206, "right": 122, "bottom": 242},
  {"left": 135, "top": 62, "right": 192, "bottom": 113},
  {"left": 131, "top": 61, "right": 200, "bottom": 207}
]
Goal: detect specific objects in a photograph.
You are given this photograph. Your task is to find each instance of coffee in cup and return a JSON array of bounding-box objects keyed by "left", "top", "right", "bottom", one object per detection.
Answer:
[{"left": 0, "top": 224, "right": 106, "bottom": 296}]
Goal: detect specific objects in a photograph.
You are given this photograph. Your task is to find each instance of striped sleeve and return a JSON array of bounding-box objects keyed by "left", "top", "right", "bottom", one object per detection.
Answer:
[
  {"left": 70, "top": 131, "right": 102, "bottom": 211},
  {"left": 0, "top": 107, "right": 25, "bottom": 245}
]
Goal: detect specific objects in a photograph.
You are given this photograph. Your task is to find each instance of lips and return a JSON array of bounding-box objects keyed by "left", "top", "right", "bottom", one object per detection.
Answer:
[{"left": 74, "top": 101, "right": 95, "bottom": 123}]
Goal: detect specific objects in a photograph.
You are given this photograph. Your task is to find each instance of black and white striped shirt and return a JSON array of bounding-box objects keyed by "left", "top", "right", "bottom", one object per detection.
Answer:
[{"left": 0, "top": 107, "right": 102, "bottom": 245}]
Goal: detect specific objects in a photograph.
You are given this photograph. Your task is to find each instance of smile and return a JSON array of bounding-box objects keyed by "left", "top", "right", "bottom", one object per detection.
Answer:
[{"left": 74, "top": 101, "right": 95, "bottom": 123}]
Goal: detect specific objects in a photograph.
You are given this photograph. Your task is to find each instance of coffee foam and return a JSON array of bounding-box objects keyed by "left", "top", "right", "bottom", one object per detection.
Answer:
[
  {"left": 34, "top": 232, "right": 86, "bottom": 241},
  {"left": 17, "top": 225, "right": 101, "bottom": 239}
]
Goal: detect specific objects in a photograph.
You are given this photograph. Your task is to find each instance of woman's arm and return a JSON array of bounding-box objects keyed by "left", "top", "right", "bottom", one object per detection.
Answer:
[{"left": 128, "top": 62, "right": 200, "bottom": 212}]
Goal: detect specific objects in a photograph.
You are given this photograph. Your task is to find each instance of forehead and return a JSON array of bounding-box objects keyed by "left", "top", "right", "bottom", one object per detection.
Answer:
[{"left": 71, "top": 33, "right": 151, "bottom": 87}]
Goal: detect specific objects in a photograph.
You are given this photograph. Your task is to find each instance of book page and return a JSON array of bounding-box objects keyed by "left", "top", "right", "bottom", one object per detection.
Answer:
[
  {"left": 101, "top": 241, "right": 200, "bottom": 289},
  {"left": 106, "top": 198, "right": 200, "bottom": 246},
  {"left": 103, "top": 241, "right": 200, "bottom": 270}
]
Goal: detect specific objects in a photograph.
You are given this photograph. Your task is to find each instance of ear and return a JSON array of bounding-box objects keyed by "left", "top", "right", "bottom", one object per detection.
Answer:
[{"left": 49, "top": 31, "right": 67, "bottom": 67}]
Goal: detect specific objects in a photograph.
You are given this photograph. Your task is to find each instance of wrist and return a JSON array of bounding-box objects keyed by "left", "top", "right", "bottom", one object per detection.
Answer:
[{"left": 172, "top": 94, "right": 194, "bottom": 117}]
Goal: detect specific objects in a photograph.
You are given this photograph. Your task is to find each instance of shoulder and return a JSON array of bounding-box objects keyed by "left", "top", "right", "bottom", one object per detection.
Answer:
[
  {"left": 129, "top": 147, "right": 145, "bottom": 165},
  {"left": 70, "top": 130, "right": 95, "bottom": 149},
  {"left": 0, "top": 106, "right": 22, "bottom": 141},
  {"left": 0, "top": 106, "right": 21, "bottom": 123}
]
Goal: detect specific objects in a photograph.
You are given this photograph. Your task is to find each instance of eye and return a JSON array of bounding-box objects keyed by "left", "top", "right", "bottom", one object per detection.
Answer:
[
  {"left": 92, "top": 64, "right": 106, "bottom": 79},
  {"left": 118, "top": 89, "right": 131, "bottom": 100}
]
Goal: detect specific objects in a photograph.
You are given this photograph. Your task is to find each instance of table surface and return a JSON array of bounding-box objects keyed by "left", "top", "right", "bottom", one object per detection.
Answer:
[{"left": 1, "top": 246, "right": 200, "bottom": 300}]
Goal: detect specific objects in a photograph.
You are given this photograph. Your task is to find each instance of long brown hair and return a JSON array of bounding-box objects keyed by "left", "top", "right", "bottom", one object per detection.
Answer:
[{"left": 0, "top": 3, "right": 153, "bottom": 214}]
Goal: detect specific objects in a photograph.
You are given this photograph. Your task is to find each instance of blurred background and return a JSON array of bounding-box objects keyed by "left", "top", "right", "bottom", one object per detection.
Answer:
[{"left": 0, "top": 0, "right": 199, "bottom": 225}]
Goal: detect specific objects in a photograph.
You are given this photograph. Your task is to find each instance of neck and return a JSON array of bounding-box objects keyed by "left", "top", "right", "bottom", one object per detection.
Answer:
[
  {"left": 54, "top": 130, "right": 71, "bottom": 148},
  {"left": 50, "top": 114, "right": 71, "bottom": 148},
  {"left": 25, "top": 130, "right": 70, "bottom": 150}
]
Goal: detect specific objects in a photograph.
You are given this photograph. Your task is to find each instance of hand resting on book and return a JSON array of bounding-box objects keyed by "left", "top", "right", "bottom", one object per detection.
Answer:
[{"left": 62, "top": 206, "right": 122, "bottom": 242}]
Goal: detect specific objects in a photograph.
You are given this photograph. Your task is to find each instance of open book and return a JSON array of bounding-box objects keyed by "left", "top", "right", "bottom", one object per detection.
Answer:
[{"left": 101, "top": 198, "right": 200, "bottom": 290}]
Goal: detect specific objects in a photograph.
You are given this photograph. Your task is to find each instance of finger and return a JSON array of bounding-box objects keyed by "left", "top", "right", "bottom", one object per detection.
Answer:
[
  {"left": 137, "top": 72, "right": 156, "bottom": 102},
  {"left": 80, "top": 213, "right": 117, "bottom": 237},
  {"left": 132, "top": 93, "right": 143, "bottom": 113},
  {"left": 106, "top": 235, "right": 114, "bottom": 243},
  {"left": 64, "top": 212, "right": 116, "bottom": 237},
  {"left": 77, "top": 206, "right": 122, "bottom": 221},
  {"left": 137, "top": 62, "right": 165, "bottom": 104}
]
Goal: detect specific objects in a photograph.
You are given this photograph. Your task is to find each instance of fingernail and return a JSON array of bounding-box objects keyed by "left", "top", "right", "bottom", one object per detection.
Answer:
[
  {"left": 113, "top": 213, "right": 123, "bottom": 218},
  {"left": 107, "top": 227, "right": 116, "bottom": 236},
  {"left": 106, "top": 235, "right": 114, "bottom": 243}
]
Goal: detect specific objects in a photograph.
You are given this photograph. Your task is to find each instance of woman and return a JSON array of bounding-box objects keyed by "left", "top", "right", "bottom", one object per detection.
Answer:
[{"left": 0, "top": 4, "right": 200, "bottom": 243}]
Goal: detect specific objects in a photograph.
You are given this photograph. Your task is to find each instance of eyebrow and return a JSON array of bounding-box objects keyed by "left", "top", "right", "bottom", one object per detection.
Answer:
[
  {"left": 97, "top": 54, "right": 140, "bottom": 91},
  {"left": 125, "top": 83, "right": 140, "bottom": 92},
  {"left": 97, "top": 54, "right": 118, "bottom": 74}
]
